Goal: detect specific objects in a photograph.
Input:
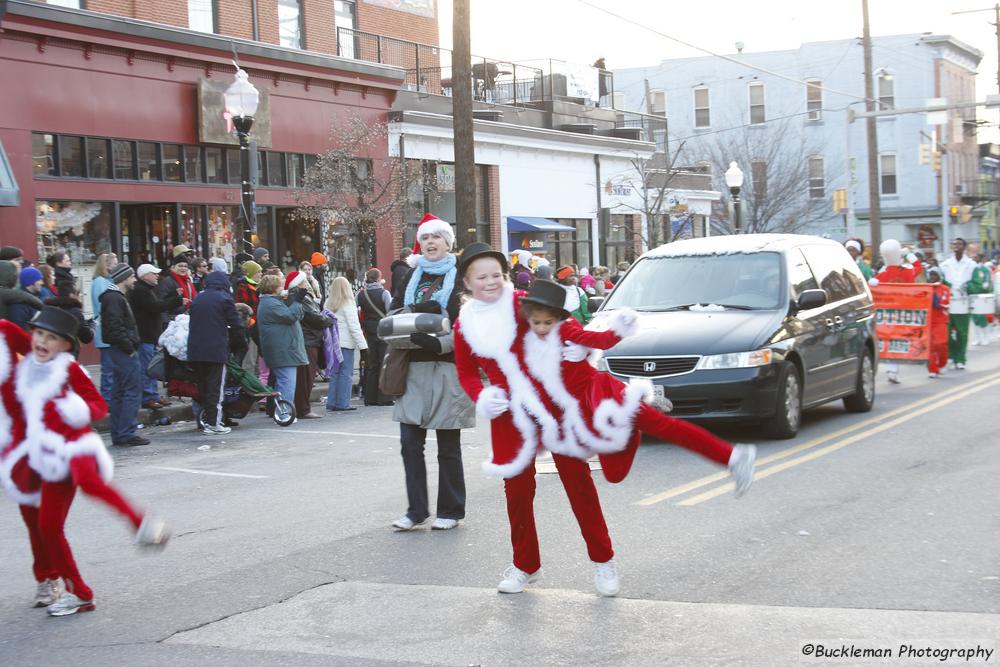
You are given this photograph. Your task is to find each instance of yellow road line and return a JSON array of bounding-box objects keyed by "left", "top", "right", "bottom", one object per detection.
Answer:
[
  {"left": 634, "top": 370, "right": 1000, "bottom": 507},
  {"left": 676, "top": 374, "right": 1000, "bottom": 506}
]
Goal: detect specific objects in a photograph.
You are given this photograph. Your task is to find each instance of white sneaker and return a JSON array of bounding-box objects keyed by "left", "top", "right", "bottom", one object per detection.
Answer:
[
  {"left": 928, "top": 372, "right": 940, "bottom": 379},
  {"left": 593, "top": 559, "right": 620, "bottom": 597},
  {"left": 392, "top": 516, "right": 428, "bottom": 531},
  {"left": 135, "top": 515, "right": 171, "bottom": 548},
  {"left": 728, "top": 444, "right": 756, "bottom": 498},
  {"left": 202, "top": 424, "right": 231, "bottom": 435},
  {"left": 887, "top": 372, "right": 901, "bottom": 384},
  {"left": 33, "top": 579, "right": 63, "bottom": 608},
  {"left": 47, "top": 592, "right": 95, "bottom": 617},
  {"left": 956, "top": 362, "right": 966, "bottom": 370},
  {"left": 431, "top": 517, "right": 460, "bottom": 530},
  {"left": 497, "top": 565, "right": 540, "bottom": 594}
]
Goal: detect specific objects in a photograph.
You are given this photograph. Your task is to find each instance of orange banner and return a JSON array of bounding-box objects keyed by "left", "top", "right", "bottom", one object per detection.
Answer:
[{"left": 872, "top": 284, "right": 934, "bottom": 361}]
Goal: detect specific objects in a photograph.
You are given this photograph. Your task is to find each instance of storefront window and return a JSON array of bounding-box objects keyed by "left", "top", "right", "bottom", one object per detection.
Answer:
[
  {"left": 288, "top": 154, "right": 304, "bottom": 188},
  {"left": 266, "top": 151, "right": 286, "bottom": 186},
  {"left": 206, "top": 206, "right": 239, "bottom": 267},
  {"left": 227, "top": 148, "right": 241, "bottom": 185},
  {"left": 206, "top": 147, "right": 224, "bottom": 184},
  {"left": 86, "top": 138, "right": 109, "bottom": 179},
  {"left": 59, "top": 136, "right": 84, "bottom": 177},
  {"left": 179, "top": 205, "right": 206, "bottom": 258},
  {"left": 113, "top": 140, "right": 135, "bottom": 179},
  {"left": 33, "top": 133, "right": 55, "bottom": 176},
  {"left": 184, "top": 146, "right": 202, "bottom": 182},
  {"left": 604, "top": 214, "right": 636, "bottom": 269},
  {"left": 36, "top": 200, "right": 114, "bottom": 315},
  {"left": 137, "top": 142, "right": 159, "bottom": 180},
  {"left": 163, "top": 144, "right": 183, "bottom": 181}
]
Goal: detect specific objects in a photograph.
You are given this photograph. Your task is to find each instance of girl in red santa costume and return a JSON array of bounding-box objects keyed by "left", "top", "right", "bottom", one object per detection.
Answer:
[
  {"left": 453, "top": 245, "right": 755, "bottom": 597},
  {"left": 0, "top": 319, "right": 64, "bottom": 608},
  {"left": 15, "top": 307, "right": 170, "bottom": 617}
]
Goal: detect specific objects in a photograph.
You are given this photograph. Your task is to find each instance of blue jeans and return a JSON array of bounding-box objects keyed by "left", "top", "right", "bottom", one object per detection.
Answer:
[
  {"left": 137, "top": 343, "right": 159, "bottom": 403},
  {"left": 98, "top": 347, "right": 114, "bottom": 403},
  {"left": 105, "top": 346, "right": 141, "bottom": 443},
  {"left": 326, "top": 348, "right": 355, "bottom": 409},
  {"left": 271, "top": 366, "right": 297, "bottom": 407}
]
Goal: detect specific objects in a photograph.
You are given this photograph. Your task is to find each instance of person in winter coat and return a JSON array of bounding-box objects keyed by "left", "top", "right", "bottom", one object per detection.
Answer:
[
  {"left": 159, "top": 256, "right": 197, "bottom": 324},
  {"left": 8, "top": 267, "right": 45, "bottom": 331},
  {"left": 326, "top": 276, "right": 367, "bottom": 411},
  {"left": 129, "top": 264, "right": 183, "bottom": 409},
  {"left": 16, "top": 306, "right": 169, "bottom": 617},
  {"left": 390, "top": 248, "right": 412, "bottom": 300},
  {"left": 285, "top": 271, "right": 331, "bottom": 420},
  {"left": 187, "top": 271, "right": 244, "bottom": 434},
  {"left": 253, "top": 247, "right": 270, "bottom": 266},
  {"left": 926, "top": 267, "right": 951, "bottom": 378},
  {"left": 43, "top": 286, "right": 94, "bottom": 355},
  {"left": 90, "top": 253, "right": 118, "bottom": 401},
  {"left": 555, "top": 265, "right": 591, "bottom": 325},
  {"left": 256, "top": 274, "right": 307, "bottom": 409},
  {"left": 99, "top": 263, "right": 148, "bottom": 448},
  {"left": 310, "top": 252, "right": 329, "bottom": 305},
  {"left": 46, "top": 251, "right": 76, "bottom": 297},
  {"left": 357, "top": 268, "right": 393, "bottom": 406},
  {"left": 389, "top": 213, "right": 474, "bottom": 532},
  {"left": 189, "top": 257, "right": 210, "bottom": 292},
  {"left": 0, "top": 260, "right": 42, "bottom": 323},
  {"left": 230, "top": 251, "right": 252, "bottom": 292},
  {"left": 38, "top": 265, "right": 57, "bottom": 300}
]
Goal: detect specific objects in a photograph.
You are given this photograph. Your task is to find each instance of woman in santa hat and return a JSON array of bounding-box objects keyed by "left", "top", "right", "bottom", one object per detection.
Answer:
[
  {"left": 453, "top": 247, "right": 755, "bottom": 598},
  {"left": 17, "top": 307, "right": 170, "bottom": 617},
  {"left": 0, "top": 319, "right": 62, "bottom": 608},
  {"left": 389, "top": 214, "right": 475, "bottom": 532}
]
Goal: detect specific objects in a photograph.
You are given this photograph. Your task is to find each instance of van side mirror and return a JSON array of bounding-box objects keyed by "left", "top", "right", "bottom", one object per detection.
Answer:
[{"left": 796, "top": 289, "right": 827, "bottom": 311}]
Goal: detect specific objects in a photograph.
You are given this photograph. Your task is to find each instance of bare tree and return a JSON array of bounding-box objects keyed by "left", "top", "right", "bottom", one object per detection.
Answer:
[
  {"left": 293, "top": 113, "right": 411, "bottom": 273},
  {"left": 686, "top": 118, "right": 837, "bottom": 234}
]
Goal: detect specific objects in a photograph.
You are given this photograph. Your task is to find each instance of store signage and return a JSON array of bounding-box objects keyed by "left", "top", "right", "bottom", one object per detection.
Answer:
[
  {"left": 521, "top": 238, "right": 545, "bottom": 249},
  {"left": 436, "top": 164, "right": 455, "bottom": 192},
  {"left": 604, "top": 180, "right": 632, "bottom": 197},
  {"left": 198, "top": 79, "right": 272, "bottom": 147}
]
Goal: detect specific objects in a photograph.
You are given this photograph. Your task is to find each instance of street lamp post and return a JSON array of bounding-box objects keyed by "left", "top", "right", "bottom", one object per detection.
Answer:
[
  {"left": 725, "top": 161, "right": 745, "bottom": 234},
  {"left": 224, "top": 68, "right": 260, "bottom": 257}
]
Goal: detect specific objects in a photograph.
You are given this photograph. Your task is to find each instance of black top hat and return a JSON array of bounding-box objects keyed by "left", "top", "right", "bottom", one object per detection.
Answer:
[
  {"left": 458, "top": 242, "right": 509, "bottom": 279},
  {"left": 520, "top": 279, "right": 570, "bottom": 318},
  {"left": 29, "top": 306, "right": 80, "bottom": 346}
]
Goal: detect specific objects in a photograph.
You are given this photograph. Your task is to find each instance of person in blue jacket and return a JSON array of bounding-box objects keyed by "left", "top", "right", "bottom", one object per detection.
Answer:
[{"left": 187, "top": 271, "right": 243, "bottom": 435}]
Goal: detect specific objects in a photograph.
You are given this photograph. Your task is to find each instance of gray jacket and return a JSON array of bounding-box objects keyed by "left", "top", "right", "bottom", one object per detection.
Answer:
[{"left": 256, "top": 294, "right": 307, "bottom": 368}]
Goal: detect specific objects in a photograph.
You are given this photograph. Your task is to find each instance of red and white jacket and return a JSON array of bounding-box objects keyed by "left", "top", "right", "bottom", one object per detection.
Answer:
[
  {"left": 16, "top": 351, "right": 112, "bottom": 484},
  {"left": 455, "top": 285, "right": 649, "bottom": 478},
  {"left": 875, "top": 259, "right": 922, "bottom": 284},
  {"left": 0, "top": 321, "right": 38, "bottom": 505}
]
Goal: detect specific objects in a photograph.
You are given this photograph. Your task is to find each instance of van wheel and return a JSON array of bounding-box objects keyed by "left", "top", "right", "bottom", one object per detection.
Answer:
[
  {"left": 763, "top": 362, "right": 801, "bottom": 439},
  {"left": 843, "top": 351, "right": 875, "bottom": 413}
]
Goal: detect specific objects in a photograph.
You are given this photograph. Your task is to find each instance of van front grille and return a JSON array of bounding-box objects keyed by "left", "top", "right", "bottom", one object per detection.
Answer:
[{"left": 606, "top": 356, "right": 700, "bottom": 378}]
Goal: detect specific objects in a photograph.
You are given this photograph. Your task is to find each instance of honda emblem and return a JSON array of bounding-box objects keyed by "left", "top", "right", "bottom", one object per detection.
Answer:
[{"left": 643, "top": 361, "right": 657, "bottom": 373}]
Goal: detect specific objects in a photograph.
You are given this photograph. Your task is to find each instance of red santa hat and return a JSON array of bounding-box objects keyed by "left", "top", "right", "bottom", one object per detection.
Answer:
[
  {"left": 284, "top": 271, "right": 307, "bottom": 291},
  {"left": 412, "top": 213, "right": 455, "bottom": 253}
]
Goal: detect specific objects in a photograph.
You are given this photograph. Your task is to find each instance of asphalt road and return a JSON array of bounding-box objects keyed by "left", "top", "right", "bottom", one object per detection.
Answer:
[{"left": 1, "top": 343, "right": 999, "bottom": 666}]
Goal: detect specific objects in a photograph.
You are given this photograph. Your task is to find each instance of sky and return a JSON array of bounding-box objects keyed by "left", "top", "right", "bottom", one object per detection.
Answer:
[{"left": 435, "top": 0, "right": 1000, "bottom": 139}]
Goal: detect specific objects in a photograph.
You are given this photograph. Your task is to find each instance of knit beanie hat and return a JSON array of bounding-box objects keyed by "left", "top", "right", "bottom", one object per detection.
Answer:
[
  {"left": 310, "top": 252, "right": 328, "bottom": 267},
  {"left": 18, "top": 266, "right": 42, "bottom": 288},
  {"left": 253, "top": 247, "right": 270, "bottom": 263},
  {"left": 110, "top": 263, "right": 135, "bottom": 284},
  {"left": 241, "top": 260, "right": 262, "bottom": 285},
  {"left": 209, "top": 257, "right": 228, "bottom": 273},
  {"left": 284, "top": 271, "right": 306, "bottom": 291}
]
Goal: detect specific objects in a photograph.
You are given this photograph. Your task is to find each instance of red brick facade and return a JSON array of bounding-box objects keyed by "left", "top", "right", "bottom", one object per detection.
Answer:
[
  {"left": 356, "top": 3, "right": 438, "bottom": 47},
  {"left": 487, "top": 165, "right": 501, "bottom": 247}
]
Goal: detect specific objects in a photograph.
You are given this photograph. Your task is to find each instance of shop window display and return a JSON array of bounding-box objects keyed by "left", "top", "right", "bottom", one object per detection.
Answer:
[
  {"left": 35, "top": 200, "right": 114, "bottom": 316},
  {"left": 207, "top": 206, "right": 239, "bottom": 268}
]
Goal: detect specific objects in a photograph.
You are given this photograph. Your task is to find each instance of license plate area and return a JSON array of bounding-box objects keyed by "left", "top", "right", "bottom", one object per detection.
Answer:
[{"left": 652, "top": 385, "right": 665, "bottom": 400}]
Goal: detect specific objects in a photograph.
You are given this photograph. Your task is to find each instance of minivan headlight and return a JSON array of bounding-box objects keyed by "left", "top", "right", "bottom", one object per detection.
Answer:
[{"left": 695, "top": 349, "right": 772, "bottom": 370}]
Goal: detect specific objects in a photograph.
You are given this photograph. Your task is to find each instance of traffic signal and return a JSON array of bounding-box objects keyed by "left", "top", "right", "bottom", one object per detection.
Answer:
[
  {"left": 919, "top": 143, "right": 930, "bottom": 165},
  {"left": 932, "top": 150, "right": 941, "bottom": 172},
  {"left": 960, "top": 205, "right": 972, "bottom": 223},
  {"left": 949, "top": 206, "right": 959, "bottom": 223}
]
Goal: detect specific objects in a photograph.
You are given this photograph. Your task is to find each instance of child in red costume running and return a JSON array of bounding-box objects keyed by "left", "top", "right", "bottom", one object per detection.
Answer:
[
  {"left": 0, "top": 320, "right": 63, "bottom": 608},
  {"left": 926, "top": 267, "right": 950, "bottom": 378},
  {"left": 16, "top": 307, "right": 170, "bottom": 617}
]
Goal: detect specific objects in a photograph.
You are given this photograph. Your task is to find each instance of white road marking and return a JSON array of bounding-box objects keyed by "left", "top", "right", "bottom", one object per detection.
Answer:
[{"left": 150, "top": 466, "right": 271, "bottom": 479}]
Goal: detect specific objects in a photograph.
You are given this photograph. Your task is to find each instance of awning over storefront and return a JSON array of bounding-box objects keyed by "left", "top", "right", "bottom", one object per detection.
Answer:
[
  {"left": 0, "top": 141, "right": 19, "bottom": 207},
  {"left": 506, "top": 216, "right": 575, "bottom": 233}
]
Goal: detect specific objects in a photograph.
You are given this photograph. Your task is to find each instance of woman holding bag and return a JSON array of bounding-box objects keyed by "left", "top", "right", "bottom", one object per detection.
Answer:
[{"left": 389, "top": 214, "right": 474, "bottom": 532}]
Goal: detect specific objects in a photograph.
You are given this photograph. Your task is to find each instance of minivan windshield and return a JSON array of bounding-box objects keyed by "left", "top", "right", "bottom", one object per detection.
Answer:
[{"left": 603, "top": 251, "right": 784, "bottom": 311}]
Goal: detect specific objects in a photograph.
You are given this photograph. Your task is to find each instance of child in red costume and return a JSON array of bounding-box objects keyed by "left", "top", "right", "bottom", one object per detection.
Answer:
[
  {"left": 0, "top": 320, "right": 64, "bottom": 607},
  {"left": 454, "top": 247, "right": 755, "bottom": 598},
  {"left": 926, "top": 267, "right": 951, "bottom": 378},
  {"left": 16, "top": 307, "right": 170, "bottom": 617},
  {"left": 870, "top": 239, "right": 923, "bottom": 384}
]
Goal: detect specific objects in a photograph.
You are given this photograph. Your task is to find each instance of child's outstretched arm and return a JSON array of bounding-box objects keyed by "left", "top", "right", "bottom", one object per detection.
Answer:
[{"left": 560, "top": 309, "right": 639, "bottom": 351}]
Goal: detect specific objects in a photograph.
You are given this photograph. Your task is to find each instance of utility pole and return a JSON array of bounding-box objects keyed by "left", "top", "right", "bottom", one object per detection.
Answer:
[
  {"left": 452, "top": 0, "right": 476, "bottom": 249},
  {"left": 862, "top": 0, "right": 882, "bottom": 255}
]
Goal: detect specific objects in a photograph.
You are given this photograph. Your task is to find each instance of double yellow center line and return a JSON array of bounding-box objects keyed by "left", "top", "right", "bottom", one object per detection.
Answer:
[{"left": 635, "top": 371, "right": 1000, "bottom": 507}]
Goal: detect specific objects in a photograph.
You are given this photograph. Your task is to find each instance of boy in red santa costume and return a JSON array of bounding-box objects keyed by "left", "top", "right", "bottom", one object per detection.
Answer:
[
  {"left": 0, "top": 319, "right": 63, "bottom": 608},
  {"left": 454, "top": 245, "right": 755, "bottom": 598},
  {"left": 16, "top": 307, "right": 170, "bottom": 617},
  {"left": 926, "top": 266, "right": 950, "bottom": 378}
]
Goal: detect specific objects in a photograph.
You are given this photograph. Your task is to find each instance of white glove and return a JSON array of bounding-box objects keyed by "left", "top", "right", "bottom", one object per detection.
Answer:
[
  {"left": 869, "top": 278, "right": 880, "bottom": 287},
  {"left": 562, "top": 342, "right": 590, "bottom": 362},
  {"left": 477, "top": 386, "right": 510, "bottom": 419},
  {"left": 905, "top": 252, "right": 918, "bottom": 264}
]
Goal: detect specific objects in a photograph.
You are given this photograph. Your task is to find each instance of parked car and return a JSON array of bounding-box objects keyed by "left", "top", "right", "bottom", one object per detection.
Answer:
[{"left": 594, "top": 234, "right": 877, "bottom": 438}]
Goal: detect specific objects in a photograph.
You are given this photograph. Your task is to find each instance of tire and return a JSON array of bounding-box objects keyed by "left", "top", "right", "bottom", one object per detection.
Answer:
[
  {"left": 843, "top": 351, "right": 875, "bottom": 413},
  {"left": 272, "top": 399, "right": 296, "bottom": 427},
  {"left": 763, "top": 361, "right": 801, "bottom": 439}
]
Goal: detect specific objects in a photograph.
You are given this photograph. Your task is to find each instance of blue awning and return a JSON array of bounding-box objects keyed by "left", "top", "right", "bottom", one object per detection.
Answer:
[
  {"left": 0, "top": 141, "right": 19, "bottom": 207},
  {"left": 506, "top": 216, "right": 575, "bottom": 233}
]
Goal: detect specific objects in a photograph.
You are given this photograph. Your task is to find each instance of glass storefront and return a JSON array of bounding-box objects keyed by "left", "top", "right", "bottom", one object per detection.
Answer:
[{"left": 36, "top": 200, "right": 115, "bottom": 315}]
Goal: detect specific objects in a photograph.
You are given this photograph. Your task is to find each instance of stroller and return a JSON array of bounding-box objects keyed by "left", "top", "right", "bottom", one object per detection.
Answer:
[{"left": 166, "top": 356, "right": 296, "bottom": 428}]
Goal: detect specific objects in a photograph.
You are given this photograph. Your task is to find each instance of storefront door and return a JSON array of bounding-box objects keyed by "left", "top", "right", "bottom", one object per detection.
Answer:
[{"left": 120, "top": 203, "right": 177, "bottom": 268}]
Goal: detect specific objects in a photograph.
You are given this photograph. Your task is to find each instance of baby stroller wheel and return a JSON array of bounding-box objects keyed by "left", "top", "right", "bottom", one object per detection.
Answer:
[
  {"left": 272, "top": 398, "right": 296, "bottom": 427},
  {"left": 194, "top": 408, "right": 206, "bottom": 431}
]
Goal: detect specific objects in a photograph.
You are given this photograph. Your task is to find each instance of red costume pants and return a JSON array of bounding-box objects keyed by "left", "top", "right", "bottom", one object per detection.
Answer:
[
  {"left": 634, "top": 404, "right": 733, "bottom": 466},
  {"left": 19, "top": 505, "right": 59, "bottom": 582},
  {"left": 38, "top": 456, "right": 144, "bottom": 600},
  {"left": 504, "top": 453, "right": 613, "bottom": 574},
  {"left": 928, "top": 339, "right": 949, "bottom": 375}
]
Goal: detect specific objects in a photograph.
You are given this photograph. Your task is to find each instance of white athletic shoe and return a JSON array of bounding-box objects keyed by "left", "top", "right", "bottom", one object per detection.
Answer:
[
  {"left": 47, "top": 592, "right": 95, "bottom": 617},
  {"left": 593, "top": 559, "right": 620, "bottom": 597},
  {"left": 135, "top": 515, "right": 171, "bottom": 548},
  {"left": 887, "top": 372, "right": 901, "bottom": 384},
  {"left": 728, "top": 444, "right": 756, "bottom": 498},
  {"left": 431, "top": 517, "right": 460, "bottom": 530},
  {"left": 202, "top": 424, "right": 231, "bottom": 435},
  {"left": 392, "top": 516, "right": 428, "bottom": 531},
  {"left": 956, "top": 362, "right": 966, "bottom": 370},
  {"left": 497, "top": 565, "right": 540, "bottom": 594},
  {"left": 33, "top": 579, "right": 63, "bottom": 608}
]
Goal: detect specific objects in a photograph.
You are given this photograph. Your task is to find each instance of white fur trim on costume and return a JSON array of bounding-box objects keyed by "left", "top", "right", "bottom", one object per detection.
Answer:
[
  {"left": 0, "top": 334, "right": 10, "bottom": 384},
  {"left": 608, "top": 308, "right": 639, "bottom": 339},
  {"left": 0, "top": 440, "right": 40, "bottom": 506},
  {"left": 28, "top": 431, "right": 113, "bottom": 484},
  {"left": 55, "top": 392, "right": 91, "bottom": 429},
  {"left": 475, "top": 384, "right": 508, "bottom": 418}
]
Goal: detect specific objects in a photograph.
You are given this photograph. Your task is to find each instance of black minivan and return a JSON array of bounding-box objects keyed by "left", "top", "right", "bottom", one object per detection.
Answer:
[{"left": 594, "top": 234, "right": 877, "bottom": 438}]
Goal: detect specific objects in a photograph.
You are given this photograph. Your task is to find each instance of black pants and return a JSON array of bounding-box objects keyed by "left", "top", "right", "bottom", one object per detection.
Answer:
[
  {"left": 363, "top": 334, "right": 390, "bottom": 405},
  {"left": 192, "top": 361, "right": 226, "bottom": 428},
  {"left": 399, "top": 423, "right": 465, "bottom": 523}
]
